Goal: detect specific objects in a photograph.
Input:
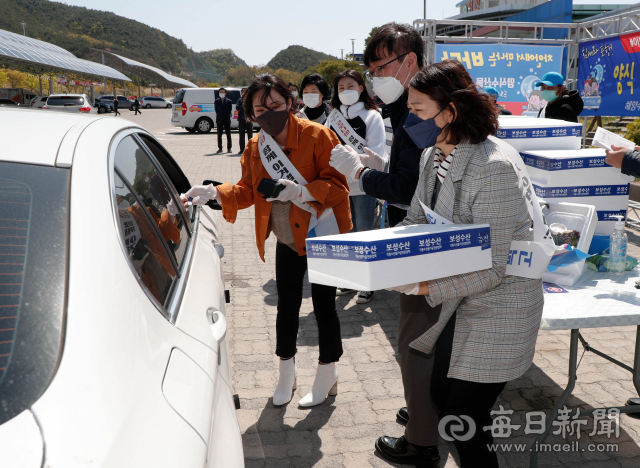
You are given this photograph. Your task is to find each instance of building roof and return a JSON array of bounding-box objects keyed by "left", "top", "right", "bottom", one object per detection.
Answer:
[{"left": 107, "top": 53, "right": 197, "bottom": 88}]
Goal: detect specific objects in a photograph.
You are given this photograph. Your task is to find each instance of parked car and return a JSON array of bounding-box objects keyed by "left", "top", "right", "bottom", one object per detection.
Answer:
[
  {"left": 30, "top": 96, "right": 48, "bottom": 108},
  {"left": 0, "top": 109, "right": 244, "bottom": 468},
  {"left": 98, "top": 94, "right": 135, "bottom": 111},
  {"left": 171, "top": 87, "right": 259, "bottom": 133},
  {"left": 0, "top": 98, "right": 19, "bottom": 106},
  {"left": 42, "top": 94, "right": 96, "bottom": 114},
  {"left": 94, "top": 99, "right": 114, "bottom": 114},
  {"left": 141, "top": 96, "right": 172, "bottom": 109}
]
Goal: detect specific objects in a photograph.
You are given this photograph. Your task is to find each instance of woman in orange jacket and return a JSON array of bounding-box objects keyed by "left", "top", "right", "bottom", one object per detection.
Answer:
[{"left": 183, "top": 73, "right": 352, "bottom": 407}]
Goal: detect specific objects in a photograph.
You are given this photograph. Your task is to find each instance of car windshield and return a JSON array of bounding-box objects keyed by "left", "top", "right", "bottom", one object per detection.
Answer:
[
  {"left": 174, "top": 89, "right": 185, "bottom": 104},
  {"left": 0, "top": 162, "right": 69, "bottom": 424},
  {"left": 48, "top": 96, "right": 83, "bottom": 106}
]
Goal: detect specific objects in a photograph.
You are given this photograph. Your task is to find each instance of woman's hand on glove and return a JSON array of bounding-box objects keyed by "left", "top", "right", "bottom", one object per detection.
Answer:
[
  {"left": 360, "top": 147, "right": 387, "bottom": 172},
  {"left": 182, "top": 183, "right": 221, "bottom": 209},
  {"left": 266, "top": 179, "right": 303, "bottom": 202},
  {"left": 329, "top": 145, "right": 363, "bottom": 180}
]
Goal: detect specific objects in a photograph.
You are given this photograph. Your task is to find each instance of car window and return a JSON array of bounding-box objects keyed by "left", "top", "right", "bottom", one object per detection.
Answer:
[
  {"left": 113, "top": 136, "right": 191, "bottom": 310},
  {"left": 0, "top": 163, "right": 69, "bottom": 425},
  {"left": 47, "top": 96, "right": 83, "bottom": 106},
  {"left": 174, "top": 89, "right": 185, "bottom": 104}
]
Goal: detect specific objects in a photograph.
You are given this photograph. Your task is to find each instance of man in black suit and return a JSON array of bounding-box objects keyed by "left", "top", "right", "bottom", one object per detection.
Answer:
[{"left": 215, "top": 88, "right": 233, "bottom": 153}]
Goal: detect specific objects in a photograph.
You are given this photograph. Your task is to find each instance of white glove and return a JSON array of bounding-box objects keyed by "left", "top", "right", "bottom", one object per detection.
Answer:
[
  {"left": 386, "top": 283, "right": 421, "bottom": 295},
  {"left": 361, "top": 147, "right": 387, "bottom": 172},
  {"left": 166, "top": 198, "right": 180, "bottom": 217},
  {"left": 329, "top": 145, "right": 363, "bottom": 180},
  {"left": 183, "top": 184, "right": 220, "bottom": 206},
  {"left": 266, "top": 179, "right": 303, "bottom": 202}
]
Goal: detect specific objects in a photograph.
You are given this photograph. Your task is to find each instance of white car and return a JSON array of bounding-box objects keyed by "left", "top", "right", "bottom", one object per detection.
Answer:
[
  {"left": 43, "top": 94, "right": 96, "bottom": 114},
  {"left": 0, "top": 109, "right": 244, "bottom": 468},
  {"left": 141, "top": 96, "right": 172, "bottom": 109},
  {"left": 30, "top": 95, "right": 48, "bottom": 108}
]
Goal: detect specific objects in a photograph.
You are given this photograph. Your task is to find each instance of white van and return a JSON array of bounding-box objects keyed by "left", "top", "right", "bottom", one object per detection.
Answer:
[{"left": 171, "top": 87, "right": 257, "bottom": 133}]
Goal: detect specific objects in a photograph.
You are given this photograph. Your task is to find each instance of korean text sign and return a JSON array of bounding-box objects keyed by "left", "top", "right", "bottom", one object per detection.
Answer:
[
  {"left": 435, "top": 44, "right": 564, "bottom": 116},
  {"left": 578, "top": 32, "right": 640, "bottom": 116}
]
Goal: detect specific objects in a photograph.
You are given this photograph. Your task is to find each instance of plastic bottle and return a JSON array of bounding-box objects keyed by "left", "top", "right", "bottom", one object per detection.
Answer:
[{"left": 609, "top": 215, "right": 628, "bottom": 275}]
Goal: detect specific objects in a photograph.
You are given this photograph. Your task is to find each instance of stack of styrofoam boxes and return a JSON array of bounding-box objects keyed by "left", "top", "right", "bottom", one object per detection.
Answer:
[
  {"left": 496, "top": 116, "right": 633, "bottom": 238},
  {"left": 521, "top": 148, "right": 634, "bottom": 237}
]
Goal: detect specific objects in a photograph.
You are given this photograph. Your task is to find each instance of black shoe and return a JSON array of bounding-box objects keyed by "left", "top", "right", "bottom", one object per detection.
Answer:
[
  {"left": 216, "top": 149, "right": 223, "bottom": 154},
  {"left": 396, "top": 407, "right": 409, "bottom": 426},
  {"left": 375, "top": 436, "right": 440, "bottom": 468}
]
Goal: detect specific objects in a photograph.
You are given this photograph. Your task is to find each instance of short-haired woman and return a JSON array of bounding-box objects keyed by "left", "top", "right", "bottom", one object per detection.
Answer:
[
  {"left": 183, "top": 74, "right": 352, "bottom": 407},
  {"left": 300, "top": 73, "right": 332, "bottom": 124},
  {"left": 327, "top": 69, "right": 386, "bottom": 304},
  {"left": 375, "top": 60, "right": 544, "bottom": 468}
]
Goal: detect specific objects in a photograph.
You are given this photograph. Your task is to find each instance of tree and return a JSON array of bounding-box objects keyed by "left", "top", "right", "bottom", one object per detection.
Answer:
[
  {"left": 24, "top": 76, "right": 39, "bottom": 92},
  {"left": 0, "top": 69, "right": 7, "bottom": 88},
  {"left": 364, "top": 27, "right": 380, "bottom": 49},
  {"left": 224, "top": 65, "right": 273, "bottom": 87},
  {"left": 305, "top": 60, "right": 361, "bottom": 83},
  {"left": 6, "top": 70, "right": 26, "bottom": 88},
  {"left": 274, "top": 68, "right": 303, "bottom": 86}
]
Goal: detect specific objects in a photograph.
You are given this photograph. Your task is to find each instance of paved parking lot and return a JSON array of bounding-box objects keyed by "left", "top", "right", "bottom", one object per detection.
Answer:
[{"left": 123, "top": 109, "right": 640, "bottom": 467}]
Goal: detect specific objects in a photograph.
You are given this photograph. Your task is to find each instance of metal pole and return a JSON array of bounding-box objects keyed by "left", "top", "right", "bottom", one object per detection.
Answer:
[
  {"left": 340, "top": 49, "right": 344, "bottom": 60},
  {"left": 21, "top": 23, "right": 26, "bottom": 36},
  {"left": 350, "top": 39, "right": 355, "bottom": 58},
  {"left": 102, "top": 51, "right": 106, "bottom": 94},
  {"left": 38, "top": 75, "right": 42, "bottom": 96},
  {"left": 424, "top": 0, "right": 427, "bottom": 19}
]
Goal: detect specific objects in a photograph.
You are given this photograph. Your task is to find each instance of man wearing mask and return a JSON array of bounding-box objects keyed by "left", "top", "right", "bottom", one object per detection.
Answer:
[
  {"left": 237, "top": 87, "right": 253, "bottom": 154},
  {"left": 215, "top": 87, "right": 233, "bottom": 153},
  {"left": 535, "top": 72, "right": 584, "bottom": 123},
  {"left": 328, "top": 22, "right": 440, "bottom": 468}
]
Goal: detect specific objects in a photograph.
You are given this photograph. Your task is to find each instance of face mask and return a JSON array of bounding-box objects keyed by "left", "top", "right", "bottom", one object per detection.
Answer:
[
  {"left": 291, "top": 90, "right": 298, "bottom": 98},
  {"left": 303, "top": 93, "right": 320, "bottom": 108},
  {"left": 541, "top": 90, "right": 558, "bottom": 103},
  {"left": 220, "top": 93, "right": 226, "bottom": 99},
  {"left": 339, "top": 89, "right": 360, "bottom": 106},
  {"left": 403, "top": 108, "right": 448, "bottom": 149},
  {"left": 372, "top": 55, "right": 410, "bottom": 105},
  {"left": 255, "top": 108, "right": 289, "bottom": 136}
]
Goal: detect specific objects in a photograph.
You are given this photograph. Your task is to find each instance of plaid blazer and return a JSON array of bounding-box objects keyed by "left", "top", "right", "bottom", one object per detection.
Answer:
[{"left": 399, "top": 138, "right": 544, "bottom": 383}]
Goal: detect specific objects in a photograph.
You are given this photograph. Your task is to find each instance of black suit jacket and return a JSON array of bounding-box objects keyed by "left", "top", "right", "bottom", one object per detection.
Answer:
[{"left": 214, "top": 98, "right": 233, "bottom": 123}]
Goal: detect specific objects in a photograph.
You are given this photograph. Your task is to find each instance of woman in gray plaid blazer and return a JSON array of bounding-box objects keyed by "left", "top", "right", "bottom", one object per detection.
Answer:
[{"left": 378, "top": 61, "right": 544, "bottom": 468}]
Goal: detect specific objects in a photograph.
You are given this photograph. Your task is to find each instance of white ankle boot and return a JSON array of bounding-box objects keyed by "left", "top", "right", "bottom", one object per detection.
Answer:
[
  {"left": 273, "top": 357, "right": 297, "bottom": 406},
  {"left": 298, "top": 362, "right": 338, "bottom": 407}
]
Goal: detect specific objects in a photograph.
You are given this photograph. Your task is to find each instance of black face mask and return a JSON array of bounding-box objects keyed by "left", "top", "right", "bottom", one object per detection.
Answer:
[{"left": 254, "top": 108, "right": 289, "bottom": 136}]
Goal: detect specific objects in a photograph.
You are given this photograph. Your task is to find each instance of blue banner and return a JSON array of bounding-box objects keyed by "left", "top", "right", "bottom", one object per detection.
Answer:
[
  {"left": 522, "top": 152, "right": 610, "bottom": 171},
  {"left": 435, "top": 44, "right": 564, "bottom": 116},
  {"left": 578, "top": 32, "right": 640, "bottom": 116},
  {"left": 496, "top": 126, "right": 582, "bottom": 139},
  {"left": 306, "top": 226, "right": 491, "bottom": 263},
  {"left": 533, "top": 184, "right": 629, "bottom": 198}
]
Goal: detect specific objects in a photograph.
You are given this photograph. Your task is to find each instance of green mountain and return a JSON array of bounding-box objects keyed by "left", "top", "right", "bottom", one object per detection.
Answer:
[
  {"left": 0, "top": 0, "right": 229, "bottom": 83},
  {"left": 197, "top": 49, "right": 247, "bottom": 76},
  {"left": 267, "top": 45, "right": 336, "bottom": 74}
]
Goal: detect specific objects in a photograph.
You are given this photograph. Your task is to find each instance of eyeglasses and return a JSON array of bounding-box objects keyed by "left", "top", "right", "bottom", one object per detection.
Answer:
[{"left": 364, "top": 52, "right": 409, "bottom": 83}]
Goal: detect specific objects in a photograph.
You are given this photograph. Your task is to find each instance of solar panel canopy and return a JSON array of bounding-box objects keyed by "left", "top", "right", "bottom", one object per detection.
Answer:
[
  {"left": 109, "top": 53, "right": 197, "bottom": 88},
  {"left": 0, "top": 28, "right": 130, "bottom": 81}
]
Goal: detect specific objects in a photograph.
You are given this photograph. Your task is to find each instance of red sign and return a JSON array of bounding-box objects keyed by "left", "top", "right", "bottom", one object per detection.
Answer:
[{"left": 620, "top": 31, "right": 640, "bottom": 54}]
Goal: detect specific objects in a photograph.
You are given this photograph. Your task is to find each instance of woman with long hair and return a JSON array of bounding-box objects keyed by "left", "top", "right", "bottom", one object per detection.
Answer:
[
  {"left": 374, "top": 60, "right": 544, "bottom": 468},
  {"left": 327, "top": 69, "right": 386, "bottom": 304},
  {"left": 182, "top": 74, "right": 352, "bottom": 407}
]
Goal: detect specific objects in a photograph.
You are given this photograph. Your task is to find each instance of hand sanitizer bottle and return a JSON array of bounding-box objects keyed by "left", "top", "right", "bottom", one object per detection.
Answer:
[{"left": 609, "top": 215, "right": 628, "bottom": 275}]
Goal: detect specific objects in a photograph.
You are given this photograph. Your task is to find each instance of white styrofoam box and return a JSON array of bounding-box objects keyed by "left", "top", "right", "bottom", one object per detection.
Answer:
[
  {"left": 533, "top": 183, "right": 629, "bottom": 235},
  {"left": 522, "top": 148, "right": 634, "bottom": 186},
  {"left": 496, "top": 116, "right": 582, "bottom": 151},
  {"left": 542, "top": 202, "right": 597, "bottom": 286},
  {"left": 306, "top": 223, "right": 492, "bottom": 291}
]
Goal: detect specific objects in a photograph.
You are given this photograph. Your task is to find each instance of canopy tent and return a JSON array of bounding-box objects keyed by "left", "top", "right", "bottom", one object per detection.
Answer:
[
  {"left": 104, "top": 52, "right": 197, "bottom": 89},
  {"left": 0, "top": 28, "right": 129, "bottom": 82}
]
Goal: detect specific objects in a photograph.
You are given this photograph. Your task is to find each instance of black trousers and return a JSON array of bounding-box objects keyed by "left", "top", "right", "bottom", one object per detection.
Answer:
[
  {"left": 113, "top": 106, "right": 120, "bottom": 116},
  {"left": 238, "top": 120, "right": 253, "bottom": 153},
  {"left": 134, "top": 106, "right": 141, "bottom": 115},
  {"left": 217, "top": 120, "right": 231, "bottom": 151},
  {"left": 275, "top": 242, "right": 343, "bottom": 363},
  {"left": 430, "top": 313, "right": 507, "bottom": 468}
]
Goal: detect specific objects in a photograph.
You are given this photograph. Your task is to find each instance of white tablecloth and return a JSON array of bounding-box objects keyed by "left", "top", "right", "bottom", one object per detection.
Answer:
[{"left": 541, "top": 268, "right": 640, "bottom": 330}]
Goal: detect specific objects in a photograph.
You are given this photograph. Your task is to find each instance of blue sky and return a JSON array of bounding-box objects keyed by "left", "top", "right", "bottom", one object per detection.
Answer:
[{"left": 59, "top": 0, "right": 633, "bottom": 66}]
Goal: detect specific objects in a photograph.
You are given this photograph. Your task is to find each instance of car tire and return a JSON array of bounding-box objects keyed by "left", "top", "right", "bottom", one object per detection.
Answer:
[
  {"left": 196, "top": 118, "right": 212, "bottom": 133},
  {"left": 166, "top": 104, "right": 172, "bottom": 108},
  {"left": 186, "top": 127, "right": 197, "bottom": 133},
  {"left": 97, "top": 107, "right": 105, "bottom": 114},
  {"left": 145, "top": 104, "right": 151, "bottom": 109}
]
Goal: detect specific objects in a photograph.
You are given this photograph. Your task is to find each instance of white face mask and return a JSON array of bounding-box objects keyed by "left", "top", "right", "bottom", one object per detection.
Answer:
[
  {"left": 338, "top": 89, "right": 360, "bottom": 106},
  {"left": 371, "top": 55, "right": 410, "bottom": 105},
  {"left": 303, "top": 93, "right": 320, "bottom": 108},
  {"left": 220, "top": 93, "right": 226, "bottom": 99},
  {"left": 291, "top": 90, "right": 298, "bottom": 98}
]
